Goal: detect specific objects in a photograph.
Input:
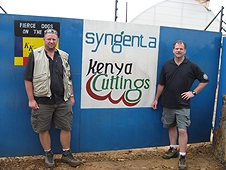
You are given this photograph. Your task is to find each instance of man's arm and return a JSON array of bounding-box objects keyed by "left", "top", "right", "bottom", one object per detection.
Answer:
[
  {"left": 193, "top": 82, "right": 208, "bottom": 94},
  {"left": 151, "top": 84, "right": 164, "bottom": 110},
  {"left": 181, "top": 82, "right": 209, "bottom": 100},
  {"left": 69, "top": 80, "right": 75, "bottom": 106},
  {"left": 24, "top": 80, "right": 39, "bottom": 110}
]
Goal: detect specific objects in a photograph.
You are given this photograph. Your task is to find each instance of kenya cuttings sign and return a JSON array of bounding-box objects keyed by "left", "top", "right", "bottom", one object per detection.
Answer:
[{"left": 81, "top": 20, "right": 160, "bottom": 108}]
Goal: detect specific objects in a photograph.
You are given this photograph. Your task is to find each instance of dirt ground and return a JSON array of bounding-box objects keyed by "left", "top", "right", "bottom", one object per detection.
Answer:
[{"left": 0, "top": 142, "right": 225, "bottom": 170}]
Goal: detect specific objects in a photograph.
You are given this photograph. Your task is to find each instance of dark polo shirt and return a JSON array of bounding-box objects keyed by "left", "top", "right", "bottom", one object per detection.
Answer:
[{"left": 158, "top": 57, "right": 209, "bottom": 109}]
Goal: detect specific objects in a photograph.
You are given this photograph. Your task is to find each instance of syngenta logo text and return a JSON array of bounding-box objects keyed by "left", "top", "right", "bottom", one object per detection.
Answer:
[
  {"left": 86, "top": 59, "right": 150, "bottom": 106},
  {"left": 85, "top": 31, "right": 157, "bottom": 53}
]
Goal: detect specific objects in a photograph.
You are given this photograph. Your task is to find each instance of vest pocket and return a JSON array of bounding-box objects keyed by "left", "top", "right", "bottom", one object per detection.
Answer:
[{"left": 33, "top": 73, "right": 50, "bottom": 96}]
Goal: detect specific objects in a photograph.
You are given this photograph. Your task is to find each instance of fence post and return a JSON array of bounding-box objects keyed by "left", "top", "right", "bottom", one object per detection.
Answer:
[{"left": 215, "top": 37, "right": 226, "bottom": 129}]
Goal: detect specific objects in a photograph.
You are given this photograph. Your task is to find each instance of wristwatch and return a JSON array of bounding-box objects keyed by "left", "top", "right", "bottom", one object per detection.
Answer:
[{"left": 192, "top": 91, "right": 196, "bottom": 96}]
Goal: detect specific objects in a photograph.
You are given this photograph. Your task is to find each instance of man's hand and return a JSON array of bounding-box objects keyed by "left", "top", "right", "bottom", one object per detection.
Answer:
[
  {"left": 29, "top": 99, "right": 39, "bottom": 110},
  {"left": 181, "top": 91, "right": 195, "bottom": 100},
  {"left": 70, "top": 96, "right": 75, "bottom": 106},
  {"left": 151, "top": 100, "right": 158, "bottom": 110}
]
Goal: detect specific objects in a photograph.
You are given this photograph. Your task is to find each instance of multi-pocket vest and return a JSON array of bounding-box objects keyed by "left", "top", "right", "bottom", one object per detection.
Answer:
[{"left": 33, "top": 46, "right": 72, "bottom": 101}]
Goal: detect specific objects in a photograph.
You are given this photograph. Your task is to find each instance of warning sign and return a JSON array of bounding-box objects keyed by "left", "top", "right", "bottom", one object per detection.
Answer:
[{"left": 14, "top": 20, "right": 60, "bottom": 66}]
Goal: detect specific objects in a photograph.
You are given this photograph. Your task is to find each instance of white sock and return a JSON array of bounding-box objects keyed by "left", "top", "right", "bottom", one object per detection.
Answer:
[
  {"left": 62, "top": 148, "right": 70, "bottom": 151},
  {"left": 44, "top": 149, "right": 51, "bottom": 152},
  {"left": 180, "top": 152, "right": 186, "bottom": 156},
  {"left": 170, "top": 145, "right": 177, "bottom": 149}
]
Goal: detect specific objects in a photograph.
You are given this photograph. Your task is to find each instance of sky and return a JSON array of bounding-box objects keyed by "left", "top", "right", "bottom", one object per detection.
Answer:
[{"left": 0, "top": 0, "right": 226, "bottom": 22}]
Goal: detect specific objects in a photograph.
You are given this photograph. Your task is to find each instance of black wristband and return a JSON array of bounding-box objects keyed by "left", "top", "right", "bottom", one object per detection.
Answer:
[{"left": 192, "top": 91, "right": 196, "bottom": 96}]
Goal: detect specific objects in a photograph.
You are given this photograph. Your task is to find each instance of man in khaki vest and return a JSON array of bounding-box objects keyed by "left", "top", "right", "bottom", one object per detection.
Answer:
[{"left": 24, "top": 29, "right": 81, "bottom": 168}]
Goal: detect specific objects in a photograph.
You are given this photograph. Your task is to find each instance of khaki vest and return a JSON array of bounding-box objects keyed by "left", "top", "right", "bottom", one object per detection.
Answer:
[{"left": 33, "top": 46, "right": 72, "bottom": 101}]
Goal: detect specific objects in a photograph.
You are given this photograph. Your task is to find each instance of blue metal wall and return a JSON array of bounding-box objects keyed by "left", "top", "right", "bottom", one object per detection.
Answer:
[{"left": 0, "top": 13, "right": 222, "bottom": 157}]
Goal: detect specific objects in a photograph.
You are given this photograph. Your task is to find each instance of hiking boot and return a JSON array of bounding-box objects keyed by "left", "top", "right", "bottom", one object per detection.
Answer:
[
  {"left": 178, "top": 155, "right": 187, "bottom": 170},
  {"left": 162, "top": 147, "right": 179, "bottom": 159},
  {"left": 61, "top": 149, "right": 81, "bottom": 167},
  {"left": 45, "top": 150, "right": 54, "bottom": 167}
]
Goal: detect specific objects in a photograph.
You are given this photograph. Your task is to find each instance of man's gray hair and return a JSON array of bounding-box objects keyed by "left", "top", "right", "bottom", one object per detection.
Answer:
[{"left": 173, "top": 40, "right": 186, "bottom": 49}]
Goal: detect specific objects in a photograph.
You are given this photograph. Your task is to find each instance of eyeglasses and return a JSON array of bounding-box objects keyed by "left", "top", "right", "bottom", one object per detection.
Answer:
[{"left": 44, "top": 29, "right": 58, "bottom": 35}]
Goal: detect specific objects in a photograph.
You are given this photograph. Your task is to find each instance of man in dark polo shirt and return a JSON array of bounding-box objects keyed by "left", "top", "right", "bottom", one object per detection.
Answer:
[{"left": 151, "top": 40, "right": 209, "bottom": 170}]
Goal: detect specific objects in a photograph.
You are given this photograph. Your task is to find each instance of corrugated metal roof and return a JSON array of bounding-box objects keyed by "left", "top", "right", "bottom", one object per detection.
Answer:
[{"left": 130, "top": 0, "right": 220, "bottom": 32}]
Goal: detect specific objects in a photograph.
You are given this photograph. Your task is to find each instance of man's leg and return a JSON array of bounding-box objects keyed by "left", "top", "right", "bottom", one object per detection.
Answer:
[
  {"left": 55, "top": 101, "right": 81, "bottom": 167},
  {"left": 60, "top": 130, "right": 71, "bottom": 149},
  {"left": 169, "top": 126, "right": 178, "bottom": 145},
  {"left": 178, "top": 128, "right": 188, "bottom": 153},
  {"left": 177, "top": 108, "right": 190, "bottom": 154},
  {"left": 162, "top": 108, "right": 179, "bottom": 159},
  {"left": 162, "top": 126, "right": 179, "bottom": 159},
  {"left": 60, "top": 129, "right": 81, "bottom": 167},
  {"left": 39, "top": 130, "right": 51, "bottom": 150},
  {"left": 178, "top": 128, "right": 188, "bottom": 170},
  {"left": 39, "top": 130, "right": 54, "bottom": 168}
]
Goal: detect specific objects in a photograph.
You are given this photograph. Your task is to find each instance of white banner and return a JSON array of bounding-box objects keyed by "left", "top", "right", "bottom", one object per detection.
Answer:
[{"left": 81, "top": 20, "right": 160, "bottom": 108}]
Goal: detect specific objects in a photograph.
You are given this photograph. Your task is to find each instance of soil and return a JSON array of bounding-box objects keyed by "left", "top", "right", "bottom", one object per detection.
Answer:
[
  {"left": 0, "top": 142, "right": 225, "bottom": 170},
  {"left": 213, "top": 94, "right": 226, "bottom": 166}
]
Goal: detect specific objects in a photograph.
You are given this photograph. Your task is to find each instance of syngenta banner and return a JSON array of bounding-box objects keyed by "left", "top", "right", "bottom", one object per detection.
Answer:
[{"left": 81, "top": 20, "right": 160, "bottom": 108}]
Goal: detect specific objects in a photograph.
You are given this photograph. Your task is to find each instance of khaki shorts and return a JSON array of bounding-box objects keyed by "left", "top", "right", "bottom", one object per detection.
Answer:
[
  {"left": 161, "top": 107, "right": 191, "bottom": 130},
  {"left": 31, "top": 100, "right": 73, "bottom": 133}
]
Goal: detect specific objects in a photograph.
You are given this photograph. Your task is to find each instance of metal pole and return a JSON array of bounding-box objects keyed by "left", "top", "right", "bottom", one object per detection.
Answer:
[
  {"left": 204, "top": 8, "right": 222, "bottom": 31},
  {"left": 0, "top": 6, "right": 7, "bottom": 14},
  {"left": 126, "top": 2, "right": 128, "bottom": 23},
  {"left": 219, "top": 6, "right": 224, "bottom": 32},
  {"left": 115, "top": 0, "right": 118, "bottom": 22}
]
